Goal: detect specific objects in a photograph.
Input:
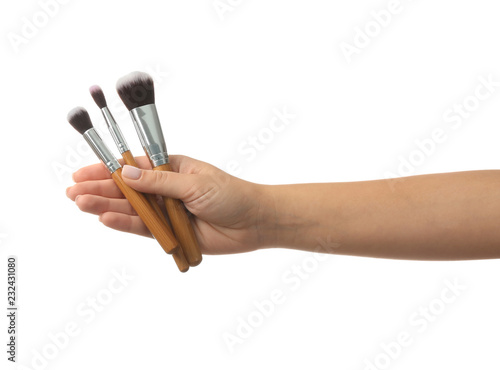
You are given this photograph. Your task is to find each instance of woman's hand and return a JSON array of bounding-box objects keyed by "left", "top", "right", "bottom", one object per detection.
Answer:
[{"left": 66, "top": 155, "right": 270, "bottom": 255}]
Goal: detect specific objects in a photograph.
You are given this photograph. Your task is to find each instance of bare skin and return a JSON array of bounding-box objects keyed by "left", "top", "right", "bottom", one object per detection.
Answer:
[{"left": 66, "top": 155, "right": 500, "bottom": 260}]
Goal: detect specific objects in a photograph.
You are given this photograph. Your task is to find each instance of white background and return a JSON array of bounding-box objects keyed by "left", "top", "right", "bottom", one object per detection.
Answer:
[{"left": 1, "top": 0, "right": 500, "bottom": 369}]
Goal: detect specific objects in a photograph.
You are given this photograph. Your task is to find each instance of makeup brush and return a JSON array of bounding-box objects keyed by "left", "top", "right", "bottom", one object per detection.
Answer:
[
  {"left": 116, "top": 72, "right": 202, "bottom": 267},
  {"left": 66, "top": 107, "right": 183, "bottom": 263},
  {"left": 89, "top": 86, "right": 190, "bottom": 272}
]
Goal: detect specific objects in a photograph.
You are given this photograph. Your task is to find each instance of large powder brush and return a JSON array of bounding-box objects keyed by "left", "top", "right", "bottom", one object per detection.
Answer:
[{"left": 116, "top": 72, "right": 202, "bottom": 267}]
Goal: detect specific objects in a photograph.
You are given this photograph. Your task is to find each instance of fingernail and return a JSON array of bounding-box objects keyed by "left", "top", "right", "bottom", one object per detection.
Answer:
[
  {"left": 75, "top": 195, "right": 81, "bottom": 203},
  {"left": 122, "top": 165, "right": 142, "bottom": 180}
]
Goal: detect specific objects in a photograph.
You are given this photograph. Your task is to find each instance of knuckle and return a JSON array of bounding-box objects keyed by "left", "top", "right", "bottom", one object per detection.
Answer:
[
  {"left": 185, "top": 174, "right": 219, "bottom": 207},
  {"left": 152, "top": 170, "right": 170, "bottom": 194},
  {"left": 76, "top": 194, "right": 90, "bottom": 210},
  {"left": 123, "top": 216, "right": 134, "bottom": 233},
  {"left": 183, "top": 180, "right": 201, "bottom": 201}
]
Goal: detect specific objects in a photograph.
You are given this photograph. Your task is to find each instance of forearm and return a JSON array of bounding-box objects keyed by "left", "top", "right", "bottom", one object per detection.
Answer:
[{"left": 258, "top": 170, "right": 500, "bottom": 260}]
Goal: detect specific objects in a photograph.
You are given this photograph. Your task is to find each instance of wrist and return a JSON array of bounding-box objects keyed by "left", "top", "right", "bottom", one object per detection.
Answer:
[
  {"left": 253, "top": 184, "right": 278, "bottom": 249},
  {"left": 254, "top": 183, "right": 341, "bottom": 253},
  {"left": 254, "top": 184, "right": 306, "bottom": 249}
]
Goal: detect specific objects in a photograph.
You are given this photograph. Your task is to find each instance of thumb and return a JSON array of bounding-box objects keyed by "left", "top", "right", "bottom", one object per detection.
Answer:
[{"left": 121, "top": 165, "right": 195, "bottom": 200}]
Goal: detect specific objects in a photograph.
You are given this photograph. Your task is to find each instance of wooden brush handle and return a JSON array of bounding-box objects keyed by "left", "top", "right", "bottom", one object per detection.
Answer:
[
  {"left": 171, "top": 248, "right": 190, "bottom": 273},
  {"left": 122, "top": 151, "right": 189, "bottom": 272},
  {"left": 111, "top": 168, "right": 179, "bottom": 255},
  {"left": 123, "top": 151, "right": 165, "bottom": 218},
  {"left": 154, "top": 163, "right": 203, "bottom": 266}
]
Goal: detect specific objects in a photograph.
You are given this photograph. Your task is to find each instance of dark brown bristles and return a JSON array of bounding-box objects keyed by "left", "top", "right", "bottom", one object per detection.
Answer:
[
  {"left": 89, "top": 85, "right": 107, "bottom": 109},
  {"left": 116, "top": 71, "right": 155, "bottom": 111},
  {"left": 67, "top": 107, "right": 94, "bottom": 135}
]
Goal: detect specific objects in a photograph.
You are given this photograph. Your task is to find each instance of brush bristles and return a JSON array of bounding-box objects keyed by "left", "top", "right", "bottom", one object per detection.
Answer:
[
  {"left": 116, "top": 71, "right": 155, "bottom": 110},
  {"left": 67, "top": 107, "right": 94, "bottom": 135},
  {"left": 89, "top": 85, "right": 107, "bottom": 109}
]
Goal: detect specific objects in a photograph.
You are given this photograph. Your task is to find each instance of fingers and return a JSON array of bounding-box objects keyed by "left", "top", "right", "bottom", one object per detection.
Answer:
[
  {"left": 72, "top": 155, "right": 209, "bottom": 184},
  {"left": 121, "top": 165, "right": 199, "bottom": 201},
  {"left": 75, "top": 194, "right": 137, "bottom": 216},
  {"left": 72, "top": 156, "right": 153, "bottom": 182},
  {"left": 72, "top": 162, "right": 111, "bottom": 182},
  {"left": 66, "top": 179, "right": 124, "bottom": 201},
  {"left": 98, "top": 212, "right": 152, "bottom": 238}
]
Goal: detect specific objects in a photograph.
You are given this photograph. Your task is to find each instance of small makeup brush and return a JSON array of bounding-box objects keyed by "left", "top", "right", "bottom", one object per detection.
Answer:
[
  {"left": 89, "top": 86, "right": 189, "bottom": 272},
  {"left": 116, "top": 72, "right": 202, "bottom": 267},
  {"left": 66, "top": 107, "right": 183, "bottom": 263}
]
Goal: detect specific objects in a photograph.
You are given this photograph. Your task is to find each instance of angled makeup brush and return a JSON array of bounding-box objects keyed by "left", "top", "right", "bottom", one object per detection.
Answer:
[
  {"left": 89, "top": 86, "right": 189, "bottom": 272},
  {"left": 116, "top": 72, "right": 202, "bottom": 267},
  {"left": 67, "top": 107, "right": 183, "bottom": 263}
]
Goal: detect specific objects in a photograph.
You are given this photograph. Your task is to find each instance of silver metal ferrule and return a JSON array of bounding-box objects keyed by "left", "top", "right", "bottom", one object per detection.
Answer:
[
  {"left": 101, "top": 107, "right": 130, "bottom": 154},
  {"left": 129, "top": 104, "right": 169, "bottom": 167},
  {"left": 83, "top": 128, "right": 122, "bottom": 174}
]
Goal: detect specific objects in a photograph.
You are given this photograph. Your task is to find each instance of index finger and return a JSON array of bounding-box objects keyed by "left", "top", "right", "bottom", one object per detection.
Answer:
[{"left": 72, "top": 162, "right": 111, "bottom": 182}]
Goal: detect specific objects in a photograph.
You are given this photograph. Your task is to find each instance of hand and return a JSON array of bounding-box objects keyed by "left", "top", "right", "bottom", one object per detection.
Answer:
[{"left": 66, "top": 155, "right": 269, "bottom": 255}]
